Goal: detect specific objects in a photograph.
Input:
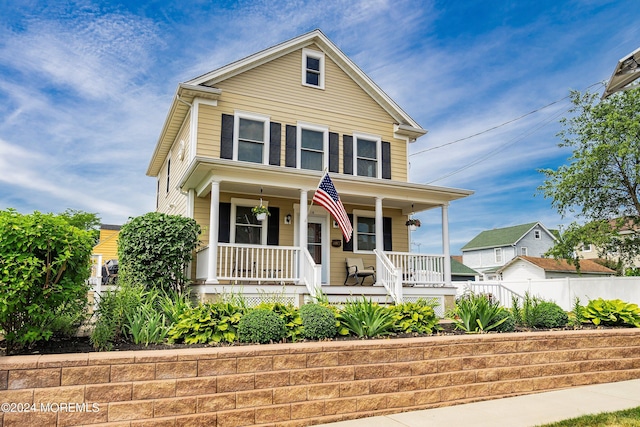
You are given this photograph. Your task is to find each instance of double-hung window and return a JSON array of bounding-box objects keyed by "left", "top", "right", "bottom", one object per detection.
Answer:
[
  {"left": 302, "top": 48, "right": 325, "bottom": 89},
  {"left": 298, "top": 123, "right": 328, "bottom": 171},
  {"left": 231, "top": 201, "right": 267, "bottom": 245},
  {"left": 353, "top": 133, "right": 381, "bottom": 178},
  {"left": 354, "top": 213, "right": 376, "bottom": 252},
  {"left": 234, "top": 112, "right": 269, "bottom": 164},
  {"left": 495, "top": 248, "right": 503, "bottom": 263}
]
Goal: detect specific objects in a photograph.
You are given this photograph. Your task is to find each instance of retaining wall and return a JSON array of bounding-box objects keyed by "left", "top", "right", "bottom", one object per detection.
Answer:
[{"left": 1, "top": 329, "right": 640, "bottom": 426}]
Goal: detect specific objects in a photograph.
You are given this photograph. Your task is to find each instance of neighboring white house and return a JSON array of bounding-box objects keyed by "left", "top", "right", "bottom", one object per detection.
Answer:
[
  {"left": 498, "top": 256, "right": 615, "bottom": 281},
  {"left": 461, "top": 222, "right": 557, "bottom": 280}
]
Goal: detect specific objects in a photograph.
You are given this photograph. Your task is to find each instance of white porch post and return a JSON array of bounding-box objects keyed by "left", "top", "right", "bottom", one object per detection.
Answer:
[
  {"left": 299, "top": 189, "right": 308, "bottom": 282},
  {"left": 206, "top": 180, "right": 220, "bottom": 284},
  {"left": 375, "top": 197, "right": 383, "bottom": 284},
  {"left": 442, "top": 202, "right": 452, "bottom": 287},
  {"left": 299, "top": 189, "right": 308, "bottom": 248}
]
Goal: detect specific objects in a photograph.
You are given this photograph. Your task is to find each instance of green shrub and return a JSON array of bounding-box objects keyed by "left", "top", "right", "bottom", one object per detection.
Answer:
[
  {"left": 90, "top": 280, "right": 147, "bottom": 350},
  {"left": 450, "top": 293, "right": 507, "bottom": 333},
  {"left": 257, "top": 302, "right": 303, "bottom": 342},
  {"left": 0, "top": 209, "right": 93, "bottom": 354},
  {"left": 237, "top": 309, "right": 286, "bottom": 344},
  {"left": 389, "top": 299, "right": 439, "bottom": 334},
  {"left": 531, "top": 301, "right": 568, "bottom": 329},
  {"left": 492, "top": 308, "right": 516, "bottom": 332},
  {"left": 49, "top": 301, "right": 90, "bottom": 338},
  {"left": 337, "top": 297, "right": 395, "bottom": 338},
  {"left": 300, "top": 304, "right": 338, "bottom": 340},
  {"left": 583, "top": 298, "right": 640, "bottom": 327},
  {"left": 117, "top": 212, "right": 200, "bottom": 293},
  {"left": 568, "top": 297, "right": 586, "bottom": 328},
  {"left": 167, "top": 302, "right": 245, "bottom": 344}
]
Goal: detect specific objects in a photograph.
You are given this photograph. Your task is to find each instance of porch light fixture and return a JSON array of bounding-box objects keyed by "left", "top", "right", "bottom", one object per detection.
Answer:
[{"left": 285, "top": 214, "right": 292, "bottom": 224}]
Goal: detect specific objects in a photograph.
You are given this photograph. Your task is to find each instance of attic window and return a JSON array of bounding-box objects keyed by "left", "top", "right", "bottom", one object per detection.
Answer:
[
  {"left": 534, "top": 230, "right": 541, "bottom": 239},
  {"left": 302, "top": 48, "right": 325, "bottom": 89}
]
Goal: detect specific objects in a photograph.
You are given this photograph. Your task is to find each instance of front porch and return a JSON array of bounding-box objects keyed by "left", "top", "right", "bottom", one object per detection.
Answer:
[{"left": 193, "top": 243, "right": 457, "bottom": 312}]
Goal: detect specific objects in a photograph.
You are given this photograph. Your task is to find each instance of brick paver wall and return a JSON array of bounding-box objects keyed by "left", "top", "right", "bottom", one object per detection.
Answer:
[{"left": 1, "top": 329, "right": 640, "bottom": 426}]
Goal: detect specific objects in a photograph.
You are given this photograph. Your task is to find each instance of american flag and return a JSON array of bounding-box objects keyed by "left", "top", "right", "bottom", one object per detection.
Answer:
[{"left": 312, "top": 172, "right": 353, "bottom": 242}]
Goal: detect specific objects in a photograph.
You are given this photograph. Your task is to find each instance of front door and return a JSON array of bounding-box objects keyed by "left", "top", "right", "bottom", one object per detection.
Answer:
[{"left": 308, "top": 216, "right": 329, "bottom": 283}]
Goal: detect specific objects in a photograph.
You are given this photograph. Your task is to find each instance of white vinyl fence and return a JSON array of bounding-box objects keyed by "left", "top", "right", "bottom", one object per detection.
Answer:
[{"left": 461, "top": 277, "right": 640, "bottom": 311}]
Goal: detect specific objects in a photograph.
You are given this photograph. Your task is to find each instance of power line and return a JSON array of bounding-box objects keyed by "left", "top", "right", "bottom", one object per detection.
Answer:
[{"left": 411, "top": 80, "right": 606, "bottom": 157}]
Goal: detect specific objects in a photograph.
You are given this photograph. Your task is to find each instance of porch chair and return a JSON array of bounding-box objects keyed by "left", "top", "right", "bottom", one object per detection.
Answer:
[{"left": 344, "top": 258, "right": 376, "bottom": 285}]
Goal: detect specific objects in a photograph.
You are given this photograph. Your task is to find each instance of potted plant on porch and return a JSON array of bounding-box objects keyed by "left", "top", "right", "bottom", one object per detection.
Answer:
[
  {"left": 252, "top": 204, "right": 270, "bottom": 221},
  {"left": 406, "top": 218, "right": 421, "bottom": 231}
]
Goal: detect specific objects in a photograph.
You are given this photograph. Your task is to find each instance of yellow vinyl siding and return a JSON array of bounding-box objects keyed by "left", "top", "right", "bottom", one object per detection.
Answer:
[
  {"left": 158, "top": 116, "right": 191, "bottom": 216},
  {"left": 93, "top": 229, "right": 120, "bottom": 261},
  {"left": 195, "top": 47, "right": 408, "bottom": 181}
]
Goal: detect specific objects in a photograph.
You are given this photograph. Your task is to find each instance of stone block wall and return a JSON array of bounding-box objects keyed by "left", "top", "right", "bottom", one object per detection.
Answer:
[{"left": 1, "top": 329, "right": 640, "bottom": 426}]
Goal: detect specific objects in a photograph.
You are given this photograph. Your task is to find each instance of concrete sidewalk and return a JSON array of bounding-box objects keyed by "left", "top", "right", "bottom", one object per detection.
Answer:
[{"left": 316, "top": 379, "right": 640, "bottom": 427}]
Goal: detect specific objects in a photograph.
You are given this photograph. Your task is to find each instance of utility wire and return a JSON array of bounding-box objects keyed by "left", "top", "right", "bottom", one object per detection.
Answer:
[
  {"left": 425, "top": 105, "right": 572, "bottom": 184},
  {"left": 412, "top": 80, "right": 606, "bottom": 157}
]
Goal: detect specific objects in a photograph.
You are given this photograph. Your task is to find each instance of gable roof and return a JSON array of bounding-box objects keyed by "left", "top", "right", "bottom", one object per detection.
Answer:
[
  {"left": 461, "top": 222, "right": 554, "bottom": 251},
  {"left": 147, "top": 29, "right": 426, "bottom": 176},
  {"left": 499, "top": 256, "right": 615, "bottom": 275}
]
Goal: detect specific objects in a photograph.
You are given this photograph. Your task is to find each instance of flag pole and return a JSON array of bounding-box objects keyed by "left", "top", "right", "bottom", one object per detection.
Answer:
[{"left": 308, "top": 168, "right": 329, "bottom": 213}]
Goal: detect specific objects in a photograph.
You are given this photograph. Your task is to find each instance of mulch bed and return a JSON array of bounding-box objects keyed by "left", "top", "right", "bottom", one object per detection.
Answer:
[{"left": 2, "top": 323, "right": 620, "bottom": 357}]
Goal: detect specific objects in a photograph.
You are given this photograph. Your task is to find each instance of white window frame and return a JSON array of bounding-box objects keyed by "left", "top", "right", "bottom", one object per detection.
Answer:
[
  {"left": 233, "top": 111, "right": 270, "bottom": 165},
  {"left": 582, "top": 244, "right": 593, "bottom": 252},
  {"left": 534, "top": 230, "right": 541, "bottom": 239},
  {"left": 353, "top": 209, "right": 376, "bottom": 253},
  {"left": 165, "top": 155, "right": 171, "bottom": 194},
  {"left": 297, "top": 122, "right": 328, "bottom": 171},
  {"left": 494, "top": 248, "right": 503, "bottom": 264},
  {"left": 521, "top": 247, "right": 528, "bottom": 256},
  {"left": 353, "top": 132, "right": 382, "bottom": 178},
  {"left": 302, "top": 48, "right": 325, "bottom": 89},
  {"left": 230, "top": 198, "right": 268, "bottom": 245}
]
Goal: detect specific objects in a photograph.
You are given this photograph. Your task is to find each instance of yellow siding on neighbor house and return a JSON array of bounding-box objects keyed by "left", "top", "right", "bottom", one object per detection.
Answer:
[
  {"left": 196, "top": 46, "right": 408, "bottom": 181},
  {"left": 158, "top": 112, "right": 191, "bottom": 216},
  {"left": 93, "top": 229, "right": 119, "bottom": 260}
]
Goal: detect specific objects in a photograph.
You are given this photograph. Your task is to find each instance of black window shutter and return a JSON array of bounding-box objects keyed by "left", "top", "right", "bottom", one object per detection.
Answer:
[
  {"left": 382, "top": 141, "right": 391, "bottom": 179},
  {"left": 343, "top": 213, "right": 354, "bottom": 252},
  {"left": 220, "top": 114, "right": 234, "bottom": 160},
  {"left": 218, "top": 202, "right": 231, "bottom": 243},
  {"left": 267, "top": 207, "right": 280, "bottom": 245},
  {"left": 329, "top": 132, "right": 339, "bottom": 173},
  {"left": 383, "top": 217, "right": 393, "bottom": 251},
  {"left": 269, "top": 122, "right": 281, "bottom": 166},
  {"left": 285, "top": 125, "right": 297, "bottom": 168},
  {"left": 343, "top": 135, "right": 353, "bottom": 175}
]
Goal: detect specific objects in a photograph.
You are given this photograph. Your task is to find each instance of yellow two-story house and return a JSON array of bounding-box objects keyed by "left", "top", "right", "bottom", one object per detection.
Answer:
[{"left": 147, "top": 30, "right": 473, "bottom": 309}]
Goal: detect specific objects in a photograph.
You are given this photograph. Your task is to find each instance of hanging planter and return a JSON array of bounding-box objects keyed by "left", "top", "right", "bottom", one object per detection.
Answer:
[
  {"left": 252, "top": 204, "right": 270, "bottom": 221},
  {"left": 406, "top": 218, "right": 421, "bottom": 231}
]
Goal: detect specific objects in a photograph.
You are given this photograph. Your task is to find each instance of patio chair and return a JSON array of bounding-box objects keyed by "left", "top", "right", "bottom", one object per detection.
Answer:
[{"left": 344, "top": 257, "right": 376, "bottom": 285}]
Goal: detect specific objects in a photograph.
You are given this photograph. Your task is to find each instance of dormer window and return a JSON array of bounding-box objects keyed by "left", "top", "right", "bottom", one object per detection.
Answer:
[{"left": 302, "top": 48, "right": 324, "bottom": 89}]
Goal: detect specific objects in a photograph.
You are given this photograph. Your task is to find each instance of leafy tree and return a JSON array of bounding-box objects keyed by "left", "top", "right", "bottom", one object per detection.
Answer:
[
  {"left": 58, "top": 208, "right": 101, "bottom": 243},
  {"left": 0, "top": 209, "right": 93, "bottom": 354},
  {"left": 117, "top": 212, "right": 200, "bottom": 293},
  {"left": 539, "top": 87, "right": 640, "bottom": 267}
]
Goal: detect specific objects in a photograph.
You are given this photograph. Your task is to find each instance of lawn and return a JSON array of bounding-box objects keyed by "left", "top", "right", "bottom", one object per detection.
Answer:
[{"left": 538, "top": 406, "right": 640, "bottom": 426}]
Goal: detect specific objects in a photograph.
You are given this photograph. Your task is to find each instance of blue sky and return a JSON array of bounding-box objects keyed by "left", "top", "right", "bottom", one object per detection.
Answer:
[{"left": 0, "top": 0, "right": 638, "bottom": 254}]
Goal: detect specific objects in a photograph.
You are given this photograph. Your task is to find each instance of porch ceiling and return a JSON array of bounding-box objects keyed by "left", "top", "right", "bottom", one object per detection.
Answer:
[{"left": 180, "top": 157, "right": 473, "bottom": 214}]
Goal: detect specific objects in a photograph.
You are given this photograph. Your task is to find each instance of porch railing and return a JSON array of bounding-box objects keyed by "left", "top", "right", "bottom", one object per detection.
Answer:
[
  {"left": 300, "top": 248, "right": 322, "bottom": 297},
  {"left": 196, "top": 244, "right": 303, "bottom": 284},
  {"left": 374, "top": 249, "right": 402, "bottom": 303},
  {"left": 385, "top": 252, "right": 445, "bottom": 286}
]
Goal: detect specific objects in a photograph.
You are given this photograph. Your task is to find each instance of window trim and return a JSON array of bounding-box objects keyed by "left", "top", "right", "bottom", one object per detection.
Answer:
[
  {"left": 353, "top": 132, "right": 382, "bottom": 178},
  {"left": 534, "top": 230, "right": 541, "bottom": 239},
  {"left": 353, "top": 209, "right": 376, "bottom": 253},
  {"left": 297, "top": 122, "right": 328, "bottom": 171},
  {"left": 521, "top": 247, "right": 528, "bottom": 256},
  {"left": 165, "top": 156, "right": 171, "bottom": 194},
  {"left": 302, "top": 48, "right": 325, "bottom": 89},
  {"left": 230, "top": 198, "right": 268, "bottom": 245},
  {"left": 494, "top": 248, "right": 503, "bottom": 264},
  {"left": 233, "top": 111, "right": 270, "bottom": 164}
]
